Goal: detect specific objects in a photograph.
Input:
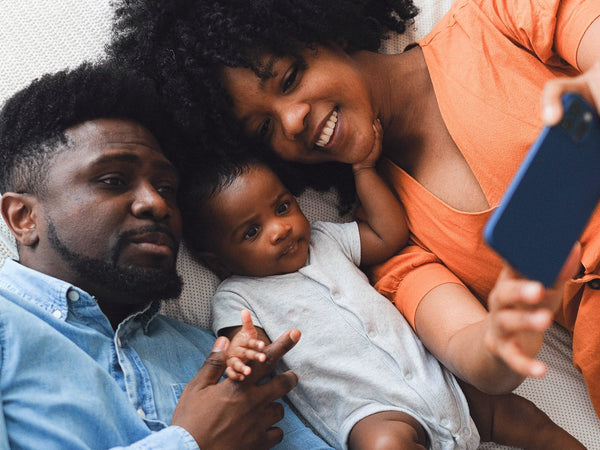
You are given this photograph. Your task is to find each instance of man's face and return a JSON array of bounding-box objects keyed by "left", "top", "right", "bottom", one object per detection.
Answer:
[{"left": 32, "top": 118, "right": 182, "bottom": 304}]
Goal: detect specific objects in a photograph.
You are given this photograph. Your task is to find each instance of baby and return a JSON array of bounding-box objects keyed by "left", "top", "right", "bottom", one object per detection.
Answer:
[{"left": 181, "top": 123, "right": 582, "bottom": 449}]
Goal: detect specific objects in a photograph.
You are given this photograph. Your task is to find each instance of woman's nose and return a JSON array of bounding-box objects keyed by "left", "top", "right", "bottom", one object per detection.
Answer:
[{"left": 279, "top": 100, "right": 310, "bottom": 140}]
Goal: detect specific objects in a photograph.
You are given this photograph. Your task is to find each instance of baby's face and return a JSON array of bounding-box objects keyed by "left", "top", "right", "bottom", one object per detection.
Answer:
[{"left": 206, "top": 164, "right": 311, "bottom": 277}]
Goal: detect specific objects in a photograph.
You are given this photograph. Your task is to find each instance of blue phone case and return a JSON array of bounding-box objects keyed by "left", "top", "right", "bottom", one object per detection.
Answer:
[{"left": 484, "top": 93, "right": 600, "bottom": 286}]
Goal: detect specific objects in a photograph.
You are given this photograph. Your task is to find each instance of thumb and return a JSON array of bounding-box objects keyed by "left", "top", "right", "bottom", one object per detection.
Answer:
[{"left": 190, "top": 336, "right": 229, "bottom": 388}]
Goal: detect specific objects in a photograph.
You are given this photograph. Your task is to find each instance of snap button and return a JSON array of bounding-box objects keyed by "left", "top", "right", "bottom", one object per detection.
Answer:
[
  {"left": 587, "top": 279, "right": 600, "bottom": 290},
  {"left": 67, "top": 290, "right": 80, "bottom": 301},
  {"left": 136, "top": 408, "right": 146, "bottom": 419},
  {"left": 52, "top": 310, "right": 62, "bottom": 319}
]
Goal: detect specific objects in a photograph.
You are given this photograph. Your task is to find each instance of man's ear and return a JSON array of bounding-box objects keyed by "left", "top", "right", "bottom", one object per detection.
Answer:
[
  {"left": 197, "top": 251, "right": 232, "bottom": 280},
  {"left": 0, "top": 193, "right": 40, "bottom": 247}
]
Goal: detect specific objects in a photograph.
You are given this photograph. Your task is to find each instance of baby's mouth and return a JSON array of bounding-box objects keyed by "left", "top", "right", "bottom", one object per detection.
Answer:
[{"left": 315, "top": 109, "right": 338, "bottom": 148}]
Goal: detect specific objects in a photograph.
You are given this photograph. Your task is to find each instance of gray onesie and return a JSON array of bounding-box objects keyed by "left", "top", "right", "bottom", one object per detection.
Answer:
[{"left": 212, "top": 221, "right": 479, "bottom": 450}]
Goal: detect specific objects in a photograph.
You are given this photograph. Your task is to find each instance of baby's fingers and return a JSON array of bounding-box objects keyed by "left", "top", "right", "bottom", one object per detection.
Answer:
[
  {"left": 226, "top": 357, "right": 251, "bottom": 381},
  {"left": 240, "top": 309, "right": 258, "bottom": 340}
]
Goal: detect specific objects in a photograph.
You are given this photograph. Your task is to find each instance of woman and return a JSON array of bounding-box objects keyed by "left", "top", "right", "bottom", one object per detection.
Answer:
[{"left": 108, "top": 0, "right": 600, "bottom": 415}]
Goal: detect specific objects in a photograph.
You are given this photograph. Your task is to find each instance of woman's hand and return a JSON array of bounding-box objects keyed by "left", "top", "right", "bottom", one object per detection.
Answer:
[
  {"left": 484, "top": 243, "right": 581, "bottom": 378},
  {"left": 542, "top": 62, "right": 600, "bottom": 126}
]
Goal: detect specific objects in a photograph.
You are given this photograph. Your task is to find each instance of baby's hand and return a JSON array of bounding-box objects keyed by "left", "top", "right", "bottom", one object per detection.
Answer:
[
  {"left": 352, "top": 118, "right": 383, "bottom": 173},
  {"left": 226, "top": 310, "right": 266, "bottom": 381}
]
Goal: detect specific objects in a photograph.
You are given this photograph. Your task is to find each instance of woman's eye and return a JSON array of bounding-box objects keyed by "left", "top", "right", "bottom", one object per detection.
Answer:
[
  {"left": 243, "top": 225, "right": 259, "bottom": 240},
  {"left": 276, "top": 201, "right": 290, "bottom": 215},
  {"left": 283, "top": 64, "right": 299, "bottom": 93}
]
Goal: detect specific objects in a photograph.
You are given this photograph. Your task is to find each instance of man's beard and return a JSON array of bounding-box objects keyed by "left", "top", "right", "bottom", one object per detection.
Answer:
[{"left": 47, "top": 221, "right": 183, "bottom": 303}]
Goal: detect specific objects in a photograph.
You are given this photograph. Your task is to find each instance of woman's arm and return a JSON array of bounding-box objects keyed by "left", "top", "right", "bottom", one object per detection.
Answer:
[
  {"left": 414, "top": 245, "right": 581, "bottom": 394},
  {"left": 543, "top": 16, "right": 600, "bottom": 125}
]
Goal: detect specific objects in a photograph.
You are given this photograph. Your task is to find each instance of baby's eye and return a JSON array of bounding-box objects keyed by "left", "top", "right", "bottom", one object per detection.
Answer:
[
  {"left": 243, "top": 225, "right": 260, "bottom": 240},
  {"left": 276, "top": 201, "right": 290, "bottom": 215}
]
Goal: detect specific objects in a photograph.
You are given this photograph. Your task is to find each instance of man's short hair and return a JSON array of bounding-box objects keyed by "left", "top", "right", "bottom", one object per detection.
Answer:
[{"left": 0, "top": 61, "right": 178, "bottom": 195}]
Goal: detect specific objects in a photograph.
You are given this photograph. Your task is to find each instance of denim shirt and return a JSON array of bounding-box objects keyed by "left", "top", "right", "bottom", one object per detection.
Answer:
[{"left": 0, "top": 259, "right": 213, "bottom": 450}]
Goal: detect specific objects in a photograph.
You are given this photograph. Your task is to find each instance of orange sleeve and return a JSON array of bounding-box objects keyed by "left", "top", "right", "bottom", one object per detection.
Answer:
[
  {"left": 368, "top": 245, "right": 463, "bottom": 329},
  {"left": 478, "top": 0, "right": 600, "bottom": 68},
  {"left": 555, "top": 0, "right": 600, "bottom": 69}
]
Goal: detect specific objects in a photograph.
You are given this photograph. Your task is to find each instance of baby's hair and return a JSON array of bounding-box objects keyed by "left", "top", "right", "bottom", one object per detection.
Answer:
[
  {"left": 0, "top": 61, "right": 179, "bottom": 195},
  {"left": 108, "top": 0, "right": 418, "bottom": 206},
  {"left": 180, "top": 153, "right": 273, "bottom": 254}
]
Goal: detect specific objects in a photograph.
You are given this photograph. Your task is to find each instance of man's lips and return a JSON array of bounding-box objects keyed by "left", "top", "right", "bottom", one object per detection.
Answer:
[{"left": 126, "top": 231, "right": 177, "bottom": 255}]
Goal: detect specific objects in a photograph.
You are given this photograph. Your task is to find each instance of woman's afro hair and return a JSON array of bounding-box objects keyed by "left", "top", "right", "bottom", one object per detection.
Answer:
[{"left": 108, "top": 0, "right": 418, "bottom": 205}]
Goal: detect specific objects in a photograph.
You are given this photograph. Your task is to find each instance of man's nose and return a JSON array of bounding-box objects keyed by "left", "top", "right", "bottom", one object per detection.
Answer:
[{"left": 131, "top": 183, "right": 171, "bottom": 220}]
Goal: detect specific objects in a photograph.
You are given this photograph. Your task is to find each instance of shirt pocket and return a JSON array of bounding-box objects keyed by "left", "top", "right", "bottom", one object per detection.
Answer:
[{"left": 170, "top": 383, "right": 187, "bottom": 403}]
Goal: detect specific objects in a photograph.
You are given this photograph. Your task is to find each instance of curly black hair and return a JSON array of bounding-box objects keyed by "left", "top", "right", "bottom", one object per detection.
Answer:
[
  {"left": 0, "top": 61, "right": 180, "bottom": 195},
  {"left": 108, "top": 0, "right": 418, "bottom": 207}
]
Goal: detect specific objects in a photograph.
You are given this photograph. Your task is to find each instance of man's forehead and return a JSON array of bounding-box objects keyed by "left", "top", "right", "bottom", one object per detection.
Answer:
[
  {"left": 65, "top": 118, "right": 159, "bottom": 147},
  {"left": 56, "top": 118, "right": 175, "bottom": 174}
]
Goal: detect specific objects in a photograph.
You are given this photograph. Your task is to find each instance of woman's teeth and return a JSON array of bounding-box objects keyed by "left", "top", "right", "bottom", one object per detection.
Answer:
[{"left": 316, "top": 110, "right": 338, "bottom": 148}]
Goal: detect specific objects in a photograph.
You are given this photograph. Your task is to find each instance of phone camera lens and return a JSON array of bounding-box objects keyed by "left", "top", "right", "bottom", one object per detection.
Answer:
[{"left": 560, "top": 116, "right": 573, "bottom": 132}]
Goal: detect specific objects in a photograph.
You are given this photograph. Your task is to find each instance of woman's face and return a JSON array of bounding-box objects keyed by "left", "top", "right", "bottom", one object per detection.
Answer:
[{"left": 221, "top": 45, "right": 378, "bottom": 165}]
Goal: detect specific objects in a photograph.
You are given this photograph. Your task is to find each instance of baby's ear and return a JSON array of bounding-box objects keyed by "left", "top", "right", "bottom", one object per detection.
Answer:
[{"left": 197, "top": 251, "right": 232, "bottom": 280}]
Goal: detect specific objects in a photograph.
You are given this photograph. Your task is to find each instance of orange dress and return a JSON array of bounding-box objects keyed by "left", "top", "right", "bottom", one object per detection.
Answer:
[{"left": 370, "top": 0, "right": 600, "bottom": 415}]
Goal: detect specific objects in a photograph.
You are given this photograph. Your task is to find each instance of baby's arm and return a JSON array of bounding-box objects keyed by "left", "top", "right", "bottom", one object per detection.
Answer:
[
  {"left": 354, "top": 119, "right": 409, "bottom": 266},
  {"left": 221, "top": 310, "right": 272, "bottom": 381}
]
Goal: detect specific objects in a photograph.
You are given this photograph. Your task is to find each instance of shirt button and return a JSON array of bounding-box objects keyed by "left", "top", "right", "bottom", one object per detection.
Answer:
[
  {"left": 440, "top": 418, "right": 451, "bottom": 428},
  {"left": 52, "top": 310, "right": 62, "bottom": 319},
  {"left": 404, "top": 371, "right": 413, "bottom": 381},
  {"left": 587, "top": 279, "right": 600, "bottom": 290},
  {"left": 137, "top": 408, "right": 146, "bottom": 419},
  {"left": 116, "top": 337, "right": 123, "bottom": 348},
  {"left": 67, "top": 290, "right": 80, "bottom": 301}
]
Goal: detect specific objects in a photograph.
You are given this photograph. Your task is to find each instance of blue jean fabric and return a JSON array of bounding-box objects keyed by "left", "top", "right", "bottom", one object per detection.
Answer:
[{"left": 0, "top": 259, "right": 331, "bottom": 449}]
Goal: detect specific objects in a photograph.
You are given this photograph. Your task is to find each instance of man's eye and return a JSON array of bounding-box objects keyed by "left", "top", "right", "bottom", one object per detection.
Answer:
[
  {"left": 276, "top": 201, "right": 290, "bottom": 215},
  {"left": 157, "top": 184, "right": 177, "bottom": 198},
  {"left": 100, "top": 177, "right": 125, "bottom": 186},
  {"left": 243, "top": 225, "right": 259, "bottom": 240}
]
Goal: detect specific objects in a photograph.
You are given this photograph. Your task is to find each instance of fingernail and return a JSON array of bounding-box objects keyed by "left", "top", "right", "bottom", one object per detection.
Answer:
[
  {"left": 542, "top": 105, "right": 559, "bottom": 125},
  {"left": 213, "top": 336, "right": 228, "bottom": 352},
  {"left": 289, "top": 329, "right": 301, "bottom": 343},
  {"left": 522, "top": 282, "right": 542, "bottom": 299},
  {"left": 531, "top": 310, "right": 550, "bottom": 326}
]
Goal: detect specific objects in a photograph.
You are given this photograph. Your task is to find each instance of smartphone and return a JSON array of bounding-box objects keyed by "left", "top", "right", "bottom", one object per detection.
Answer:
[{"left": 484, "top": 93, "right": 600, "bottom": 286}]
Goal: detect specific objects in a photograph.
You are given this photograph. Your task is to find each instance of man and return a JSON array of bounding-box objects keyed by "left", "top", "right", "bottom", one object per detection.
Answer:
[{"left": 0, "top": 62, "right": 329, "bottom": 449}]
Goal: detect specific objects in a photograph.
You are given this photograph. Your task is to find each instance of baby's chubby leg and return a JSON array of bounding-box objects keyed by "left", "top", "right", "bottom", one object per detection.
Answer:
[
  {"left": 348, "top": 410, "right": 428, "bottom": 450},
  {"left": 460, "top": 380, "right": 585, "bottom": 449}
]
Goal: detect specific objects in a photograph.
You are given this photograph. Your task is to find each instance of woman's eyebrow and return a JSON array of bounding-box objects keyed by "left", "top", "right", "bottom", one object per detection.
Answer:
[{"left": 257, "top": 56, "right": 279, "bottom": 90}]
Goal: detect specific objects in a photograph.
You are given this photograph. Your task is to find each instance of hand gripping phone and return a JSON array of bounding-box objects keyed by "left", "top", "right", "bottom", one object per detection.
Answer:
[{"left": 484, "top": 93, "right": 600, "bottom": 286}]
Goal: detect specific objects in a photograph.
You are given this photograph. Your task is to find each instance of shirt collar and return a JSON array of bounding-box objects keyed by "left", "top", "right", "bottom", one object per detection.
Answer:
[{"left": 0, "top": 259, "right": 162, "bottom": 328}]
